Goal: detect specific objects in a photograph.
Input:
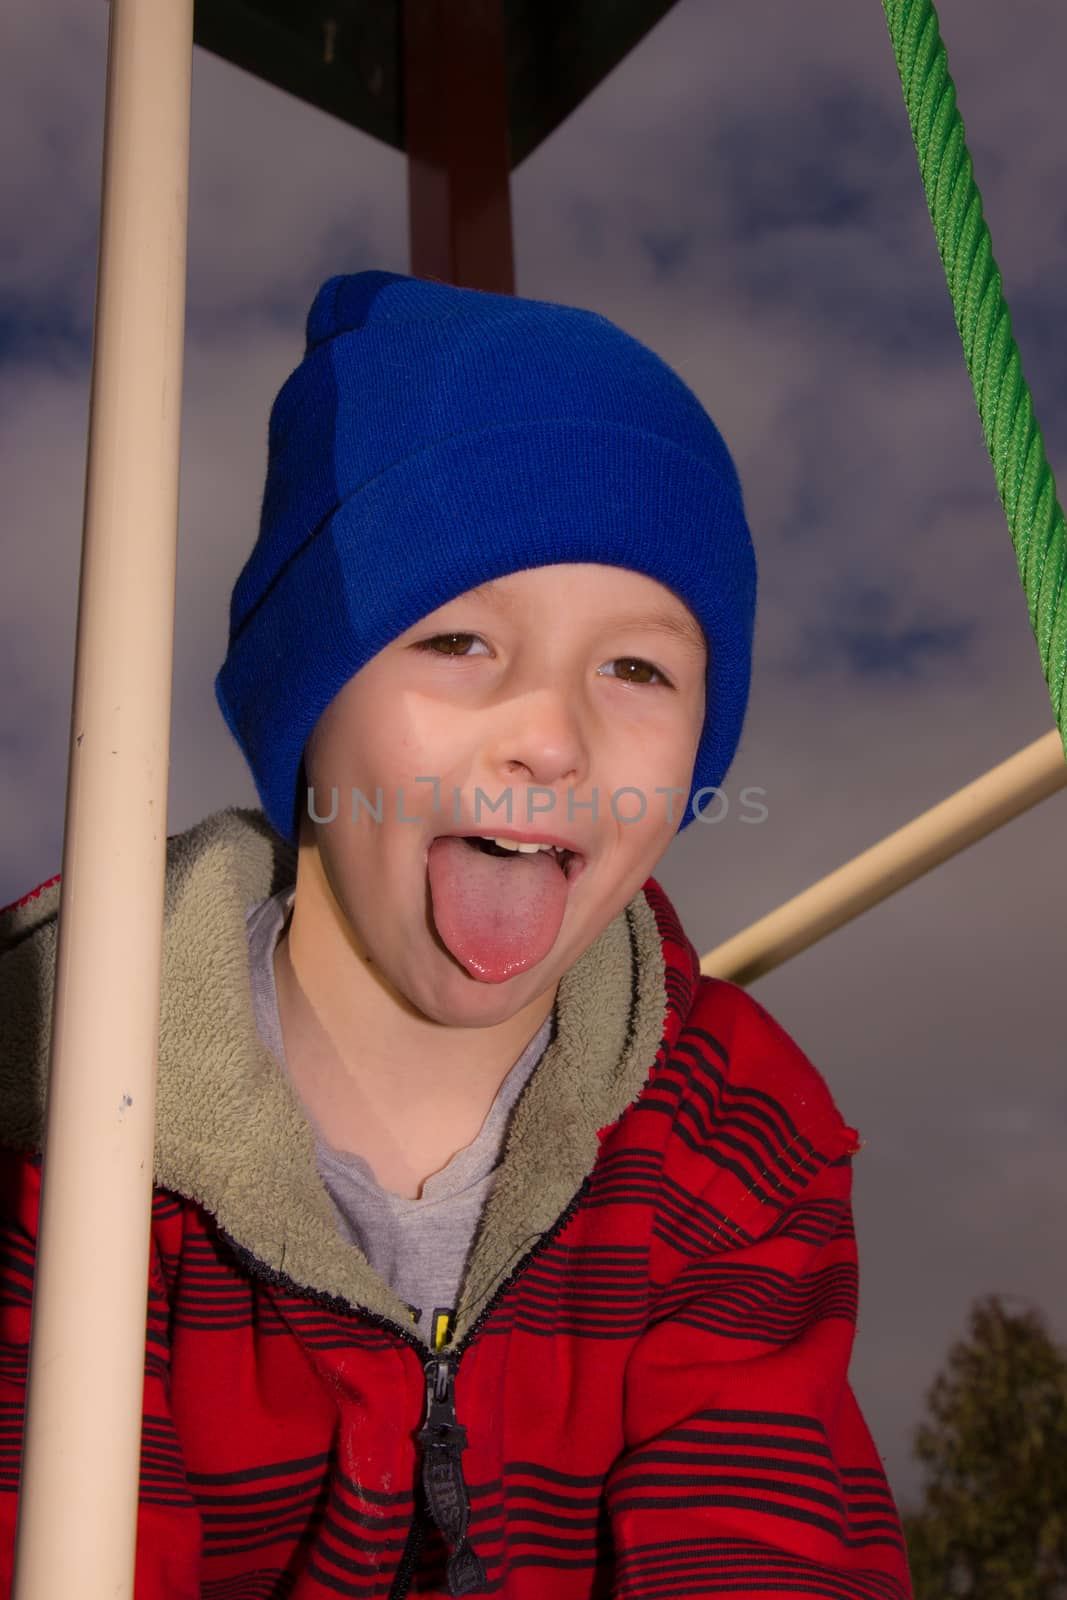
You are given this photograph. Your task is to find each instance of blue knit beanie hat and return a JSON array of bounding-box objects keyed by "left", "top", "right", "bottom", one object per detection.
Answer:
[{"left": 216, "top": 270, "right": 757, "bottom": 845}]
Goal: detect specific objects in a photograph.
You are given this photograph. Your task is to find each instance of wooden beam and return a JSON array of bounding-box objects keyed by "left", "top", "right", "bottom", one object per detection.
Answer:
[{"left": 701, "top": 728, "right": 1067, "bottom": 985}]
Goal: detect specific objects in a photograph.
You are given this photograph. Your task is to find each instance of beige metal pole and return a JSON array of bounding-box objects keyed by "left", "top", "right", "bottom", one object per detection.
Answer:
[
  {"left": 12, "top": 1, "right": 193, "bottom": 1595},
  {"left": 701, "top": 728, "right": 1067, "bottom": 985}
]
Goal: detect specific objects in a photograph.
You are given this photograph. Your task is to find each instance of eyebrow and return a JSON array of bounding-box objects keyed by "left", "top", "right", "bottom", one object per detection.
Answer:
[{"left": 463, "top": 582, "right": 706, "bottom": 656}]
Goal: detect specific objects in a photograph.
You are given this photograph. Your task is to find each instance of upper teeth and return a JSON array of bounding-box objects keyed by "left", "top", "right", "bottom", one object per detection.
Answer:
[{"left": 482, "top": 836, "right": 562, "bottom": 855}]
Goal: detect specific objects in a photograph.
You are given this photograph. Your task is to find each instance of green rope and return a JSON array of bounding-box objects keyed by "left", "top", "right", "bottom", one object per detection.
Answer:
[{"left": 881, "top": 0, "right": 1067, "bottom": 756}]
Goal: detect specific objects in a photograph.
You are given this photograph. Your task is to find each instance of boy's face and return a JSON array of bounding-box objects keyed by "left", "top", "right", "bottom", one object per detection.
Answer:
[{"left": 301, "top": 563, "right": 706, "bottom": 1026}]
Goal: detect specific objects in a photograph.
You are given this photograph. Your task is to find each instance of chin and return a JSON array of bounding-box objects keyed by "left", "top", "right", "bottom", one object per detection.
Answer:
[{"left": 405, "top": 970, "right": 542, "bottom": 1030}]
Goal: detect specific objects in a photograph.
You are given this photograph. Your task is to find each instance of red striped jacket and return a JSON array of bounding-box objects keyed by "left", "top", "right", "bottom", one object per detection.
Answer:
[{"left": 0, "top": 808, "right": 913, "bottom": 1598}]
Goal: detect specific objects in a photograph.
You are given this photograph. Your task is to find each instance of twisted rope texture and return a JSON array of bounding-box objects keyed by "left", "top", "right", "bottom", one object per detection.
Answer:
[{"left": 882, "top": 0, "right": 1067, "bottom": 750}]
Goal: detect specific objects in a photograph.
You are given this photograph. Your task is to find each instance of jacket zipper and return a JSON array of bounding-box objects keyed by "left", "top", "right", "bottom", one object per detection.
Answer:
[
  {"left": 414, "top": 1351, "right": 487, "bottom": 1594},
  {"left": 386, "top": 1480, "right": 426, "bottom": 1600},
  {"left": 384, "top": 1175, "right": 593, "bottom": 1599},
  {"left": 229, "top": 1179, "right": 593, "bottom": 1599}
]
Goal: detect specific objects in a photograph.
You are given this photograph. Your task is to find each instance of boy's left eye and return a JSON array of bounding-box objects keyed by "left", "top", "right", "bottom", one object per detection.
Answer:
[
  {"left": 598, "top": 657, "right": 672, "bottom": 688},
  {"left": 413, "top": 634, "right": 673, "bottom": 688}
]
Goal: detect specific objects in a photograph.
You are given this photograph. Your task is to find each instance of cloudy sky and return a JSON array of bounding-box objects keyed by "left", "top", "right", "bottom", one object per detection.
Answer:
[{"left": 3, "top": 0, "right": 1066, "bottom": 1517}]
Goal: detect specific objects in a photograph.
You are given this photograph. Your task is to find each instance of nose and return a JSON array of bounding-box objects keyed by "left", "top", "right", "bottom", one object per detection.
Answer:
[{"left": 490, "top": 684, "right": 585, "bottom": 794}]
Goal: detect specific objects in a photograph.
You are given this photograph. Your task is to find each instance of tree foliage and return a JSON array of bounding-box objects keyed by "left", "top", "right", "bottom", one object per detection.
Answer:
[{"left": 901, "top": 1294, "right": 1067, "bottom": 1599}]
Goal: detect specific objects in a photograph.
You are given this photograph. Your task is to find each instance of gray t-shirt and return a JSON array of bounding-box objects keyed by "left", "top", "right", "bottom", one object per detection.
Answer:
[{"left": 245, "top": 888, "right": 553, "bottom": 1349}]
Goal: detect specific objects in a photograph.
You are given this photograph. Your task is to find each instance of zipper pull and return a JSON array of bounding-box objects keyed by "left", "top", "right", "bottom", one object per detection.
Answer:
[{"left": 416, "top": 1353, "right": 487, "bottom": 1595}]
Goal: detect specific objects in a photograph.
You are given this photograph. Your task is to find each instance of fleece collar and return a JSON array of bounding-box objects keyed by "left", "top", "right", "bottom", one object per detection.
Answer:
[{"left": 0, "top": 808, "right": 689, "bottom": 1345}]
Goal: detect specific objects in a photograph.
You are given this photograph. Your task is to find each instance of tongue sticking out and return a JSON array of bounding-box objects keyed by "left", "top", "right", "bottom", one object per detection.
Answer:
[{"left": 427, "top": 837, "right": 569, "bottom": 983}]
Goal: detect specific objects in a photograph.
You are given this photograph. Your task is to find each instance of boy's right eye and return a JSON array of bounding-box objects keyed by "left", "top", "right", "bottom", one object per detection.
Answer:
[{"left": 414, "top": 633, "right": 488, "bottom": 657}]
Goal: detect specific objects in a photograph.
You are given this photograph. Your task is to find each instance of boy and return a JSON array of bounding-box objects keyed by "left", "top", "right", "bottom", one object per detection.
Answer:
[{"left": 0, "top": 271, "right": 913, "bottom": 1597}]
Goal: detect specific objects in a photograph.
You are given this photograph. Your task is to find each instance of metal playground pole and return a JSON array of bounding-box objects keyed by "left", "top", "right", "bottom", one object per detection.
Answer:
[{"left": 12, "top": 0, "right": 193, "bottom": 1593}]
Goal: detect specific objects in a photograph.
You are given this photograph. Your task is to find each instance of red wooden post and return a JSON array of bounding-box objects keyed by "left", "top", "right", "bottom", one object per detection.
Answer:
[{"left": 403, "top": 0, "right": 515, "bottom": 294}]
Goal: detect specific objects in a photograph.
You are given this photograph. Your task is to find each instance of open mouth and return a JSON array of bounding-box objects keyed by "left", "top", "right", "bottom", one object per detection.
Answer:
[
  {"left": 459, "top": 835, "right": 582, "bottom": 882},
  {"left": 423, "top": 832, "right": 587, "bottom": 981}
]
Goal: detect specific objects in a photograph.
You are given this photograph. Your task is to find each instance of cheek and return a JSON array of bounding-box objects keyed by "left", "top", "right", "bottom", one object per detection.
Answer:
[
  {"left": 618, "top": 712, "right": 699, "bottom": 781},
  {"left": 665, "top": 694, "right": 705, "bottom": 782},
  {"left": 306, "top": 689, "right": 396, "bottom": 785}
]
